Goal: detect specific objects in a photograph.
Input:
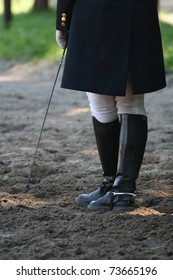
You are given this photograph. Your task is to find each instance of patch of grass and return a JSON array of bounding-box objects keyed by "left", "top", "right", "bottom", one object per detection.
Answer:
[
  {"left": 0, "top": 1, "right": 62, "bottom": 62},
  {"left": 160, "top": 21, "right": 173, "bottom": 72}
]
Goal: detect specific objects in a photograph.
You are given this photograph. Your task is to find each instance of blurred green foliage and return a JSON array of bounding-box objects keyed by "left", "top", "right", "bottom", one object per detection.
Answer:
[
  {"left": 0, "top": 0, "right": 62, "bottom": 62},
  {"left": 160, "top": 21, "right": 173, "bottom": 72},
  {"left": 0, "top": 0, "right": 33, "bottom": 14}
]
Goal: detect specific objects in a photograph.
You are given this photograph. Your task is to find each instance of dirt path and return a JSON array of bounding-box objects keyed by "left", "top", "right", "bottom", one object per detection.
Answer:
[
  {"left": 160, "top": 0, "right": 173, "bottom": 11},
  {"left": 0, "top": 59, "right": 172, "bottom": 260}
]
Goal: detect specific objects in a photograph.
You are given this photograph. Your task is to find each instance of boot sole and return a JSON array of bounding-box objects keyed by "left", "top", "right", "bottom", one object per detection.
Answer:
[
  {"left": 75, "top": 198, "right": 89, "bottom": 207},
  {"left": 113, "top": 205, "right": 135, "bottom": 212},
  {"left": 88, "top": 203, "right": 135, "bottom": 212}
]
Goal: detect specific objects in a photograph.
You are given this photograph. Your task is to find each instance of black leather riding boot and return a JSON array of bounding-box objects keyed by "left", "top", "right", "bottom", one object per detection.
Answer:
[
  {"left": 76, "top": 117, "right": 120, "bottom": 207},
  {"left": 92, "top": 117, "right": 120, "bottom": 178},
  {"left": 88, "top": 114, "right": 148, "bottom": 211},
  {"left": 114, "top": 114, "right": 148, "bottom": 192}
]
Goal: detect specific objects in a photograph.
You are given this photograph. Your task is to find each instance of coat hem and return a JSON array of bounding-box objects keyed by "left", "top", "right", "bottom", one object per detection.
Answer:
[{"left": 60, "top": 83, "right": 167, "bottom": 96}]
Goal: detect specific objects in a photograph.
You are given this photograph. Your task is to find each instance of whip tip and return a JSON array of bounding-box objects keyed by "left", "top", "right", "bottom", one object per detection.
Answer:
[{"left": 26, "top": 182, "right": 31, "bottom": 190}]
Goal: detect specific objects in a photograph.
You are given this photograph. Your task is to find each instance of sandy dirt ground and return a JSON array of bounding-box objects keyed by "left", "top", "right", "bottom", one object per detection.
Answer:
[{"left": 0, "top": 56, "right": 173, "bottom": 260}]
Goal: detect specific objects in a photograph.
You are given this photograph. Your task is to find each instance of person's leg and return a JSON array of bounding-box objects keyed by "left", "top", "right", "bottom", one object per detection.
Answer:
[
  {"left": 88, "top": 81, "right": 148, "bottom": 211},
  {"left": 76, "top": 92, "right": 120, "bottom": 207},
  {"left": 87, "top": 92, "right": 120, "bottom": 178}
]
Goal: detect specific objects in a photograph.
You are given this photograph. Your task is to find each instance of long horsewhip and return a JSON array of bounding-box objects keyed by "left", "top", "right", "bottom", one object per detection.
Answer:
[{"left": 26, "top": 46, "right": 67, "bottom": 189}]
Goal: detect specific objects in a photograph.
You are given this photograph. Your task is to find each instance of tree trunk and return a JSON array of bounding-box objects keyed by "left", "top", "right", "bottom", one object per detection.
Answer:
[
  {"left": 3, "top": 0, "right": 12, "bottom": 27},
  {"left": 34, "top": 0, "right": 49, "bottom": 11}
]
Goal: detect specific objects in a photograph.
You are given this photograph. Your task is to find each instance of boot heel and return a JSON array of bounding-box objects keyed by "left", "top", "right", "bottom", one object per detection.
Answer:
[{"left": 110, "top": 192, "right": 135, "bottom": 211}]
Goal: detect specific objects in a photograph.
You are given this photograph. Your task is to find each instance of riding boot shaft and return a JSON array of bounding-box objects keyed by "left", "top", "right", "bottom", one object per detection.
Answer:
[
  {"left": 114, "top": 114, "right": 148, "bottom": 193},
  {"left": 92, "top": 116, "right": 120, "bottom": 177}
]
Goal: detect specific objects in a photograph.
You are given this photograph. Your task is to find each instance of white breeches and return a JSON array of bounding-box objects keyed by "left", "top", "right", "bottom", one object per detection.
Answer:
[{"left": 87, "top": 81, "right": 146, "bottom": 123}]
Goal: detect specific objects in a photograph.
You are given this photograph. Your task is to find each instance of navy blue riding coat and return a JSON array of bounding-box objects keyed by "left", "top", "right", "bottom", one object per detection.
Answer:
[{"left": 56, "top": 0, "right": 166, "bottom": 96}]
